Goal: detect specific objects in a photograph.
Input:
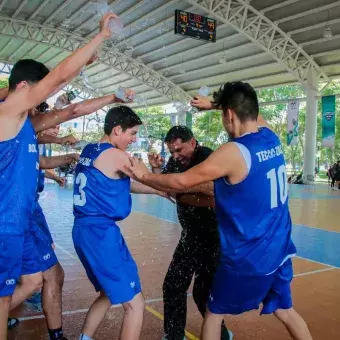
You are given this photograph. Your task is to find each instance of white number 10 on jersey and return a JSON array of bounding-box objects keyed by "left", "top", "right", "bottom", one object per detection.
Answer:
[
  {"left": 267, "top": 165, "right": 288, "bottom": 209},
  {"left": 74, "top": 173, "right": 87, "bottom": 206}
]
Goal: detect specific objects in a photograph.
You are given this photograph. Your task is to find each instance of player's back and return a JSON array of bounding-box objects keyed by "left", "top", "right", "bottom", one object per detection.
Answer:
[
  {"left": 0, "top": 118, "right": 39, "bottom": 235},
  {"left": 214, "top": 127, "right": 296, "bottom": 275},
  {"left": 73, "top": 143, "right": 131, "bottom": 227}
]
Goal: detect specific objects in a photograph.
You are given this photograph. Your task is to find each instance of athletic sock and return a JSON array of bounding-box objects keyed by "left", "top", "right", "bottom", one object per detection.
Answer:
[{"left": 48, "top": 327, "right": 64, "bottom": 340}]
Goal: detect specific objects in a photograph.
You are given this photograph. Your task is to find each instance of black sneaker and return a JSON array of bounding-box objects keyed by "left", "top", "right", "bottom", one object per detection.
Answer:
[{"left": 7, "top": 318, "right": 19, "bottom": 330}]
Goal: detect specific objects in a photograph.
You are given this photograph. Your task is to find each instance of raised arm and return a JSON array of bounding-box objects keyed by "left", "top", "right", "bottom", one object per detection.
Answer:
[
  {"left": 45, "top": 169, "right": 65, "bottom": 187},
  {"left": 32, "top": 93, "right": 118, "bottom": 133},
  {"left": 37, "top": 133, "right": 78, "bottom": 145},
  {"left": 39, "top": 153, "right": 79, "bottom": 170},
  {"left": 190, "top": 95, "right": 272, "bottom": 130},
  {"left": 125, "top": 143, "right": 244, "bottom": 192},
  {"left": 0, "top": 13, "right": 115, "bottom": 119},
  {"left": 130, "top": 180, "right": 163, "bottom": 195}
]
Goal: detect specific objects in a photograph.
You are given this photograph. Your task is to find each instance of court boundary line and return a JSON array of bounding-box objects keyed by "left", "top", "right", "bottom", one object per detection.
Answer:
[
  {"left": 295, "top": 255, "right": 339, "bottom": 269},
  {"left": 293, "top": 267, "right": 336, "bottom": 277},
  {"left": 293, "top": 223, "right": 340, "bottom": 235}
]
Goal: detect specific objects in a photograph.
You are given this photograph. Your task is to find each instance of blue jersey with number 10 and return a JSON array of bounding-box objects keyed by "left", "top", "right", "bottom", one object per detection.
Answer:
[
  {"left": 73, "top": 143, "right": 132, "bottom": 227},
  {"left": 214, "top": 127, "right": 296, "bottom": 276}
]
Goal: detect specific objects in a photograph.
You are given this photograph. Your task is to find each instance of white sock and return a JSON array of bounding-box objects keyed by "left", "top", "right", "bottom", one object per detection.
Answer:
[{"left": 79, "top": 334, "right": 93, "bottom": 340}]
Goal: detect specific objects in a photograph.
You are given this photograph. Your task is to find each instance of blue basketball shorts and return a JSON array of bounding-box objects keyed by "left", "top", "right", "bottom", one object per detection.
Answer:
[
  {"left": 29, "top": 209, "right": 58, "bottom": 273},
  {"left": 0, "top": 231, "right": 42, "bottom": 297},
  {"left": 32, "top": 200, "right": 54, "bottom": 246},
  {"left": 72, "top": 224, "right": 142, "bottom": 305},
  {"left": 208, "top": 259, "right": 293, "bottom": 315}
]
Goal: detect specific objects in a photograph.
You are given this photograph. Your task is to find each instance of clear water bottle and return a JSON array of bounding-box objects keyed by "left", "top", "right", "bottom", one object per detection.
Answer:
[
  {"left": 189, "top": 86, "right": 210, "bottom": 113},
  {"left": 54, "top": 90, "right": 79, "bottom": 110},
  {"left": 198, "top": 85, "right": 210, "bottom": 97},
  {"left": 97, "top": 0, "right": 123, "bottom": 35},
  {"left": 115, "top": 87, "right": 127, "bottom": 101}
]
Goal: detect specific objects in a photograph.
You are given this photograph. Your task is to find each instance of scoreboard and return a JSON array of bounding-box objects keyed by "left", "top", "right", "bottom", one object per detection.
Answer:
[{"left": 174, "top": 10, "right": 216, "bottom": 43}]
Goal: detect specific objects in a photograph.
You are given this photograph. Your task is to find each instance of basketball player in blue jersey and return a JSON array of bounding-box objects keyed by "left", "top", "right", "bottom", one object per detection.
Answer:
[
  {"left": 73, "top": 106, "right": 170, "bottom": 340},
  {"left": 0, "top": 13, "right": 118, "bottom": 339},
  {"left": 125, "top": 82, "right": 313, "bottom": 340}
]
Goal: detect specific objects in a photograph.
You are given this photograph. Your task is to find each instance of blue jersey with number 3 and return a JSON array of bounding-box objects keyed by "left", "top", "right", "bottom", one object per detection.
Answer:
[
  {"left": 214, "top": 127, "right": 296, "bottom": 275},
  {"left": 73, "top": 143, "right": 132, "bottom": 226}
]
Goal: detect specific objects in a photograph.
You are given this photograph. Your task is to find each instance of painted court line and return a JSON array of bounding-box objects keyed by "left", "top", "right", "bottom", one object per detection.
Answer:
[
  {"left": 294, "top": 223, "right": 340, "bottom": 234},
  {"left": 54, "top": 243, "right": 80, "bottom": 262},
  {"left": 294, "top": 267, "right": 336, "bottom": 277},
  {"left": 145, "top": 306, "right": 199, "bottom": 340},
  {"left": 295, "top": 255, "right": 339, "bottom": 269}
]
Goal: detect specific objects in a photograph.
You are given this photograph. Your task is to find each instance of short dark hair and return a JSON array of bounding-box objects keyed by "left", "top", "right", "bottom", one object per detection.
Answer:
[
  {"left": 212, "top": 81, "right": 259, "bottom": 122},
  {"left": 164, "top": 126, "right": 194, "bottom": 144},
  {"left": 9, "top": 59, "right": 50, "bottom": 91},
  {"left": 104, "top": 106, "right": 142, "bottom": 135}
]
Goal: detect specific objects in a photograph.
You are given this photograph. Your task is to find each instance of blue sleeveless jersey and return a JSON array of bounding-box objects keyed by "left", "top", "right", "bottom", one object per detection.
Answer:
[
  {"left": 214, "top": 127, "right": 296, "bottom": 275},
  {"left": 0, "top": 118, "right": 39, "bottom": 235},
  {"left": 37, "top": 144, "right": 46, "bottom": 193},
  {"left": 73, "top": 143, "right": 132, "bottom": 226}
]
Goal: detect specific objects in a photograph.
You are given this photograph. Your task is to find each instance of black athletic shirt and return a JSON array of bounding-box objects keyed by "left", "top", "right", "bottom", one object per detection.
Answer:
[{"left": 163, "top": 143, "right": 218, "bottom": 234}]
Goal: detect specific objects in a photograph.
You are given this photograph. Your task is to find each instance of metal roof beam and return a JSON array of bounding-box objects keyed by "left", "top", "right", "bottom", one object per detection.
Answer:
[
  {"left": 0, "top": 0, "right": 8, "bottom": 12},
  {"left": 275, "top": 1, "right": 340, "bottom": 25},
  {"left": 43, "top": 0, "right": 73, "bottom": 25},
  {"left": 312, "top": 48, "right": 340, "bottom": 58},
  {"left": 85, "top": 0, "right": 149, "bottom": 38},
  {"left": 301, "top": 34, "right": 340, "bottom": 47},
  {"left": 115, "top": 4, "right": 198, "bottom": 48},
  {"left": 57, "top": 2, "right": 93, "bottom": 27},
  {"left": 28, "top": 0, "right": 50, "bottom": 20},
  {"left": 0, "top": 15, "right": 190, "bottom": 103},
  {"left": 7, "top": 41, "right": 27, "bottom": 61},
  {"left": 288, "top": 18, "right": 340, "bottom": 36},
  {"left": 167, "top": 52, "right": 269, "bottom": 81},
  {"left": 116, "top": 0, "right": 178, "bottom": 37},
  {"left": 261, "top": 0, "right": 302, "bottom": 14},
  {"left": 186, "top": 0, "right": 329, "bottom": 88},
  {"left": 73, "top": 0, "right": 119, "bottom": 33},
  {"left": 155, "top": 42, "right": 255, "bottom": 74},
  {"left": 12, "top": 0, "right": 29, "bottom": 18},
  {"left": 146, "top": 33, "right": 243, "bottom": 68}
]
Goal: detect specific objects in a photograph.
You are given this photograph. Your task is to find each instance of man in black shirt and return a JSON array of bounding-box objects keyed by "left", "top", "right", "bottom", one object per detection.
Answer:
[{"left": 148, "top": 126, "right": 232, "bottom": 340}]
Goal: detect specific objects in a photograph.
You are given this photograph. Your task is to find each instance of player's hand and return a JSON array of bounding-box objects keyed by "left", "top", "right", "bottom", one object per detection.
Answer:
[
  {"left": 148, "top": 153, "right": 164, "bottom": 169},
  {"left": 190, "top": 95, "right": 213, "bottom": 111},
  {"left": 69, "top": 153, "right": 80, "bottom": 162},
  {"left": 56, "top": 177, "right": 66, "bottom": 187},
  {"left": 114, "top": 88, "right": 135, "bottom": 104},
  {"left": 61, "top": 135, "right": 78, "bottom": 146},
  {"left": 54, "top": 93, "right": 70, "bottom": 109},
  {"left": 99, "top": 13, "right": 119, "bottom": 39},
  {"left": 125, "top": 156, "right": 150, "bottom": 181}
]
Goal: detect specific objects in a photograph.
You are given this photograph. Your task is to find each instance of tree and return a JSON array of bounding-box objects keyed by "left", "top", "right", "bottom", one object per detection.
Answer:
[
  {"left": 135, "top": 105, "right": 171, "bottom": 152},
  {"left": 0, "top": 77, "right": 8, "bottom": 89}
]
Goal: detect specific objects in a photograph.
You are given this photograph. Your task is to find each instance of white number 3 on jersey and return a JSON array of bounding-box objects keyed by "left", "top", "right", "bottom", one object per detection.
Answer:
[
  {"left": 267, "top": 165, "right": 288, "bottom": 209},
  {"left": 74, "top": 173, "right": 87, "bottom": 206}
]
